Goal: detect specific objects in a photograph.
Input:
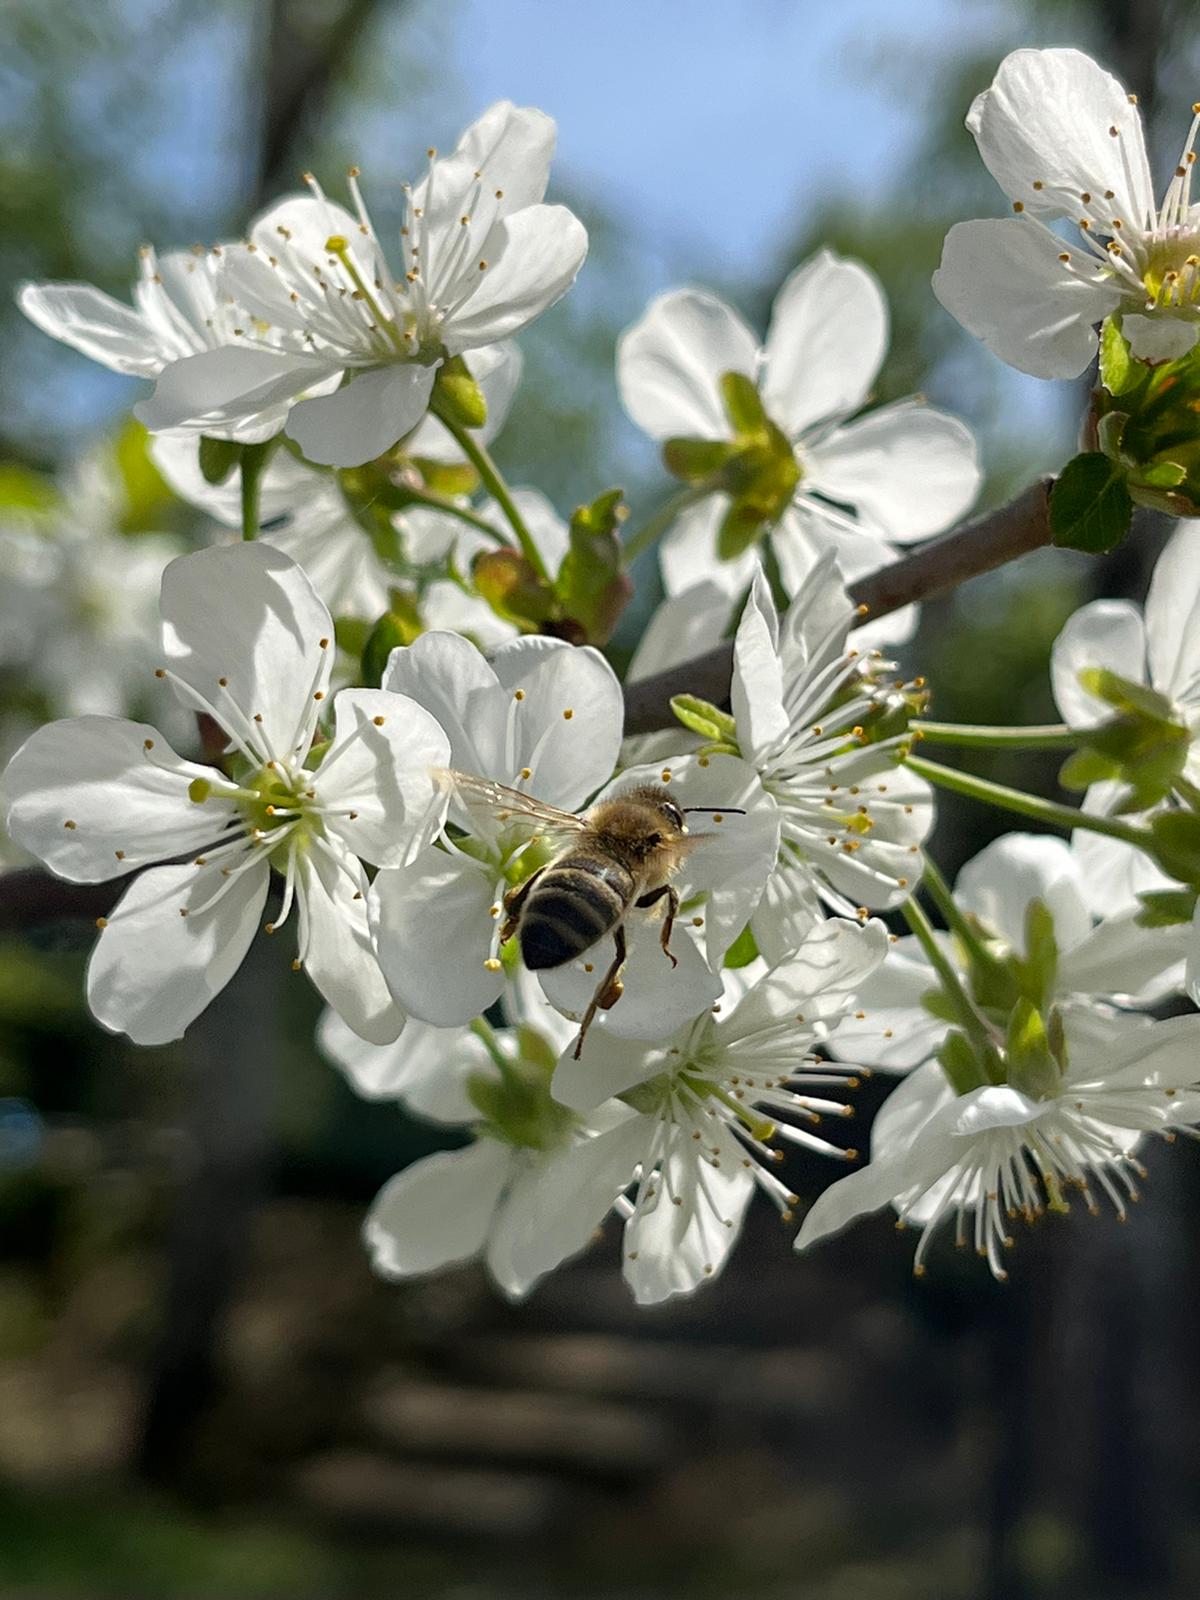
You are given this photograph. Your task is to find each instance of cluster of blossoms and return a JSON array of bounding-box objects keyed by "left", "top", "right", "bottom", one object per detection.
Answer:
[{"left": 8, "top": 55, "right": 1200, "bottom": 1305}]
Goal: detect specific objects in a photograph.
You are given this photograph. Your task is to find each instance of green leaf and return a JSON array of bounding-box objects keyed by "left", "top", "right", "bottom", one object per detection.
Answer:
[
  {"left": 670, "top": 694, "right": 737, "bottom": 745},
  {"left": 1135, "top": 887, "right": 1199, "bottom": 927},
  {"left": 1049, "top": 452, "right": 1134, "bottom": 554},
  {"left": 199, "top": 435, "right": 241, "bottom": 486},
  {"left": 722, "top": 924, "right": 760, "bottom": 969}
]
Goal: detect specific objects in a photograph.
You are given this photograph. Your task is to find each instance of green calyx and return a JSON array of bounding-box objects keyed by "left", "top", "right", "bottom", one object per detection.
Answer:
[
  {"left": 662, "top": 371, "right": 800, "bottom": 561},
  {"left": 927, "top": 897, "right": 1068, "bottom": 1098},
  {"left": 467, "top": 1023, "right": 578, "bottom": 1152},
  {"left": 432, "top": 355, "right": 488, "bottom": 430},
  {"left": 670, "top": 694, "right": 740, "bottom": 753},
  {"left": 1091, "top": 315, "right": 1200, "bottom": 520},
  {"left": 1058, "top": 667, "right": 1189, "bottom": 813}
]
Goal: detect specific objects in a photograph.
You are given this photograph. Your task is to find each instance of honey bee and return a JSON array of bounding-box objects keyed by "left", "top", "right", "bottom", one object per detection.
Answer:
[{"left": 442, "top": 771, "right": 741, "bottom": 1057}]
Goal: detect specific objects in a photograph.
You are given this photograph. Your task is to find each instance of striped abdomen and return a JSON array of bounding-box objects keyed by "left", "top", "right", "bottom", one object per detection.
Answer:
[{"left": 519, "top": 854, "right": 635, "bottom": 970}]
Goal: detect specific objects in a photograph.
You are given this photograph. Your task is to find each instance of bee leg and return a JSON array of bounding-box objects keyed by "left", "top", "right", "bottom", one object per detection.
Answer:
[
  {"left": 635, "top": 884, "right": 679, "bottom": 969},
  {"left": 498, "top": 867, "right": 544, "bottom": 945},
  {"left": 572, "top": 923, "right": 627, "bottom": 1060}
]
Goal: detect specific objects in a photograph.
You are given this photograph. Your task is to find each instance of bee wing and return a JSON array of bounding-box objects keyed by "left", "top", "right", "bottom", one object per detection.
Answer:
[{"left": 438, "top": 769, "right": 588, "bottom": 843}]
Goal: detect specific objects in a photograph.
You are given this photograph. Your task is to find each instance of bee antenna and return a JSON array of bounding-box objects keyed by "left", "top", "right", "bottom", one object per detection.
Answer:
[{"left": 683, "top": 806, "right": 746, "bottom": 815}]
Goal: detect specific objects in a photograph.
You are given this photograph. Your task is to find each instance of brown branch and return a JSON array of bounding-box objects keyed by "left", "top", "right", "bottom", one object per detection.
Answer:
[{"left": 622, "top": 476, "right": 1054, "bottom": 735}]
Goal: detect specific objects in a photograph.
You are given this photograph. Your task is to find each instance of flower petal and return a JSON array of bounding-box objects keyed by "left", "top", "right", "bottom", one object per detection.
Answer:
[
  {"left": 804, "top": 401, "right": 981, "bottom": 543},
  {"left": 371, "top": 848, "right": 503, "bottom": 1025},
  {"left": 1051, "top": 599, "right": 1147, "bottom": 726},
  {"left": 403, "top": 340, "right": 524, "bottom": 458},
  {"left": 626, "top": 583, "right": 735, "bottom": 683},
  {"left": 1123, "top": 316, "right": 1200, "bottom": 363},
  {"left": 1059, "top": 912, "right": 1188, "bottom": 1004},
  {"left": 719, "top": 917, "right": 889, "bottom": 1043},
  {"left": 623, "top": 1145, "right": 754, "bottom": 1305},
  {"left": 134, "top": 347, "right": 334, "bottom": 433},
  {"left": 762, "top": 249, "right": 888, "bottom": 436},
  {"left": 933, "top": 219, "right": 1121, "bottom": 379},
  {"left": 731, "top": 569, "right": 788, "bottom": 755},
  {"left": 286, "top": 362, "right": 439, "bottom": 468},
  {"left": 18, "top": 281, "right": 161, "bottom": 377},
  {"left": 770, "top": 513, "right": 918, "bottom": 649},
  {"left": 160, "top": 542, "right": 333, "bottom": 762},
  {"left": 442, "top": 205, "right": 588, "bottom": 352},
  {"left": 317, "top": 1007, "right": 488, "bottom": 1124},
  {"left": 296, "top": 845, "right": 404, "bottom": 1044},
  {"left": 87, "top": 856, "right": 268, "bottom": 1045},
  {"left": 2, "top": 716, "right": 235, "bottom": 882},
  {"left": 552, "top": 1032, "right": 667, "bottom": 1113},
  {"left": 413, "top": 102, "right": 557, "bottom": 235},
  {"left": 317, "top": 688, "right": 450, "bottom": 867},
  {"left": 617, "top": 288, "right": 758, "bottom": 441},
  {"left": 538, "top": 916, "right": 722, "bottom": 1043},
  {"left": 967, "top": 48, "right": 1153, "bottom": 225},
  {"left": 1144, "top": 520, "right": 1200, "bottom": 704},
  {"left": 830, "top": 933, "right": 949, "bottom": 1072},
  {"left": 364, "top": 1139, "right": 512, "bottom": 1278},
  {"left": 659, "top": 493, "right": 756, "bottom": 598},
  {"left": 955, "top": 832, "right": 1092, "bottom": 955}
]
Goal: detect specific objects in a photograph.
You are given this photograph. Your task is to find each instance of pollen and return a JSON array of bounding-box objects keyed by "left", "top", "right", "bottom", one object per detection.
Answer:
[
  {"left": 478, "top": 260, "right": 488, "bottom": 271},
  {"left": 319, "top": 637, "right": 329, "bottom": 649},
  {"left": 660, "top": 769, "right": 672, "bottom": 783},
  {"left": 314, "top": 691, "right": 325, "bottom": 701},
  {"left": 63, "top": 820, "right": 76, "bottom": 830},
  {"left": 513, "top": 689, "right": 525, "bottom": 701},
  {"left": 373, "top": 715, "right": 385, "bottom": 726},
  {"left": 155, "top": 668, "right": 165, "bottom": 678},
  {"left": 562, "top": 708, "right": 574, "bottom": 720},
  {"left": 1012, "top": 200, "right": 1025, "bottom": 213},
  {"left": 520, "top": 766, "right": 532, "bottom": 780},
  {"left": 143, "top": 738, "right": 155, "bottom": 751},
  {"left": 114, "top": 850, "right": 125, "bottom": 861},
  {"left": 95, "top": 916, "right": 108, "bottom": 929},
  {"left": 483, "top": 957, "right": 503, "bottom": 972}
]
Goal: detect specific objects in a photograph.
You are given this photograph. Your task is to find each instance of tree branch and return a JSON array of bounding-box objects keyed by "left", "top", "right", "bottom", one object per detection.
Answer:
[{"left": 622, "top": 476, "right": 1053, "bottom": 735}]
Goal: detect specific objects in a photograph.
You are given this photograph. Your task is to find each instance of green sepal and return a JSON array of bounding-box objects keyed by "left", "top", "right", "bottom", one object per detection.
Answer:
[
  {"left": 432, "top": 355, "right": 487, "bottom": 430},
  {"left": 1004, "top": 998, "right": 1062, "bottom": 1101},
  {"left": 1049, "top": 452, "right": 1134, "bottom": 554},
  {"left": 199, "top": 435, "right": 241, "bottom": 486},
  {"left": 408, "top": 457, "right": 479, "bottom": 498},
  {"left": 1059, "top": 669, "right": 1189, "bottom": 810},
  {"left": 670, "top": 694, "right": 737, "bottom": 745},
  {"left": 1135, "top": 886, "right": 1199, "bottom": 927},
  {"left": 938, "top": 1029, "right": 988, "bottom": 1095},
  {"left": 1150, "top": 810, "right": 1200, "bottom": 886},
  {"left": 719, "top": 370, "right": 767, "bottom": 433},
  {"left": 716, "top": 498, "right": 766, "bottom": 561},
  {"left": 1014, "top": 899, "right": 1058, "bottom": 1014},
  {"left": 361, "top": 589, "right": 424, "bottom": 686},
  {"left": 1098, "top": 317, "right": 1142, "bottom": 398},
  {"left": 554, "top": 488, "right": 633, "bottom": 644},
  {"left": 0, "top": 463, "right": 58, "bottom": 513},
  {"left": 722, "top": 924, "right": 760, "bottom": 969},
  {"left": 663, "top": 437, "right": 738, "bottom": 483},
  {"left": 474, "top": 548, "right": 557, "bottom": 627}
]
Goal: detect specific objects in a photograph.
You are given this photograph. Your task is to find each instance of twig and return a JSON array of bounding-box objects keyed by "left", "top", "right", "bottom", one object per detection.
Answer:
[{"left": 622, "top": 476, "right": 1053, "bottom": 734}]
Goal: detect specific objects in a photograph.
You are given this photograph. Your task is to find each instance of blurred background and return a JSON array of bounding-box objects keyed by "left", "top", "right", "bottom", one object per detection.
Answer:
[{"left": 1, "top": 0, "right": 1199, "bottom": 1595}]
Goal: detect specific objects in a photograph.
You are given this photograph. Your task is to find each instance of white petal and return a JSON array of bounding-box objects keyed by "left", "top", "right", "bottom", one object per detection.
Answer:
[
  {"left": 370, "top": 849, "right": 503, "bottom": 1025},
  {"left": 1071, "top": 781, "right": 1173, "bottom": 916},
  {"left": 485, "top": 638, "right": 624, "bottom": 808},
  {"left": 968, "top": 48, "right": 1153, "bottom": 224},
  {"left": 160, "top": 542, "right": 333, "bottom": 761},
  {"left": 442, "top": 205, "right": 588, "bottom": 351},
  {"left": 422, "top": 581, "right": 518, "bottom": 650},
  {"left": 804, "top": 401, "right": 981, "bottom": 543},
  {"left": 134, "top": 347, "right": 334, "bottom": 433},
  {"left": 364, "top": 1139, "right": 512, "bottom": 1278},
  {"left": 1144, "top": 520, "right": 1200, "bottom": 703},
  {"left": 87, "top": 856, "right": 268, "bottom": 1045},
  {"left": 2, "top": 717, "right": 235, "bottom": 882},
  {"left": 317, "top": 688, "right": 450, "bottom": 867},
  {"left": 285, "top": 362, "right": 438, "bottom": 468},
  {"left": 413, "top": 102, "right": 557, "bottom": 235},
  {"left": 538, "top": 917, "right": 722, "bottom": 1043},
  {"left": 796, "top": 1109, "right": 958, "bottom": 1250},
  {"left": 19, "top": 281, "right": 161, "bottom": 377},
  {"left": 149, "top": 432, "right": 323, "bottom": 528},
  {"left": 830, "top": 934, "right": 948, "bottom": 1072},
  {"left": 296, "top": 846, "right": 404, "bottom": 1044},
  {"left": 932, "top": 219, "right": 1120, "bottom": 379},
  {"left": 731, "top": 569, "right": 788, "bottom": 755},
  {"left": 770, "top": 516, "right": 918, "bottom": 649},
  {"left": 953, "top": 1084, "right": 1045, "bottom": 1136},
  {"left": 404, "top": 341, "right": 525, "bottom": 460},
  {"left": 617, "top": 288, "right": 758, "bottom": 441},
  {"left": 1050, "top": 599, "right": 1147, "bottom": 725},
  {"left": 382, "top": 628, "right": 508, "bottom": 780},
  {"left": 955, "top": 832, "right": 1092, "bottom": 954},
  {"left": 1059, "top": 912, "right": 1189, "bottom": 1004},
  {"left": 718, "top": 918, "right": 889, "bottom": 1043},
  {"left": 626, "top": 583, "right": 735, "bottom": 683},
  {"left": 316, "top": 1008, "right": 488, "bottom": 1124},
  {"left": 552, "top": 1032, "right": 668, "bottom": 1113},
  {"left": 749, "top": 853, "right": 825, "bottom": 966},
  {"left": 623, "top": 1146, "right": 754, "bottom": 1305},
  {"left": 1123, "top": 315, "right": 1200, "bottom": 363},
  {"left": 659, "top": 494, "right": 756, "bottom": 597},
  {"left": 487, "top": 1118, "right": 644, "bottom": 1297},
  {"left": 761, "top": 249, "right": 888, "bottom": 436}
]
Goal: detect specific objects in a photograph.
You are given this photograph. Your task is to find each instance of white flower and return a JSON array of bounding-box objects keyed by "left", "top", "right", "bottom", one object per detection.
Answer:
[
  {"left": 798, "top": 1012, "right": 1200, "bottom": 1280},
  {"left": 835, "top": 832, "right": 1189, "bottom": 1072},
  {"left": 553, "top": 918, "right": 888, "bottom": 1304},
  {"left": 729, "top": 559, "right": 933, "bottom": 961},
  {"left": 933, "top": 48, "right": 1200, "bottom": 376},
  {"left": 1, "top": 543, "right": 449, "bottom": 1045},
  {"left": 369, "top": 630, "right": 778, "bottom": 1040},
  {"left": 19, "top": 246, "right": 332, "bottom": 444},
  {"left": 133, "top": 103, "right": 588, "bottom": 466},
  {"left": 617, "top": 250, "right": 981, "bottom": 627},
  {"left": 1050, "top": 519, "right": 1200, "bottom": 917}
]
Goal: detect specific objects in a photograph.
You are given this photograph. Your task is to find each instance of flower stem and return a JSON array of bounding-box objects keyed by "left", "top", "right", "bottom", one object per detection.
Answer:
[
  {"left": 239, "top": 440, "right": 275, "bottom": 541},
  {"left": 900, "top": 895, "right": 995, "bottom": 1060},
  {"left": 623, "top": 488, "right": 703, "bottom": 565},
  {"left": 470, "top": 1017, "right": 512, "bottom": 1075},
  {"left": 430, "top": 402, "right": 551, "bottom": 582},
  {"left": 911, "top": 720, "right": 1078, "bottom": 750},
  {"left": 905, "top": 753, "right": 1155, "bottom": 849},
  {"left": 394, "top": 483, "right": 514, "bottom": 546},
  {"left": 921, "top": 857, "right": 992, "bottom": 973}
]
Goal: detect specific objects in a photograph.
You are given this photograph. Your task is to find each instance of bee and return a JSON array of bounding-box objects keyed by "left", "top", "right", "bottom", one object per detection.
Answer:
[{"left": 443, "top": 771, "right": 741, "bottom": 1057}]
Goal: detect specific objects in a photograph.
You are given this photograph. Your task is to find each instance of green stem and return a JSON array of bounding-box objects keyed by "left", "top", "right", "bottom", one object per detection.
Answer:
[
  {"left": 905, "top": 753, "right": 1155, "bottom": 849},
  {"left": 623, "top": 488, "right": 703, "bottom": 564},
  {"left": 1175, "top": 775, "right": 1200, "bottom": 811},
  {"left": 431, "top": 401, "right": 551, "bottom": 582},
  {"left": 921, "top": 857, "right": 993, "bottom": 974},
  {"left": 470, "top": 1017, "right": 512, "bottom": 1077},
  {"left": 239, "top": 440, "right": 274, "bottom": 540},
  {"left": 900, "top": 896, "right": 996, "bottom": 1057},
  {"left": 395, "top": 484, "right": 514, "bottom": 546},
  {"left": 911, "top": 720, "right": 1079, "bottom": 750}
]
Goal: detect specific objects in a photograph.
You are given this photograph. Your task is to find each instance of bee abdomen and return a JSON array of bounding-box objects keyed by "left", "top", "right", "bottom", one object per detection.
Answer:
[{"left": 520, "top": 857, "right": 633, "bottom": 970}]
